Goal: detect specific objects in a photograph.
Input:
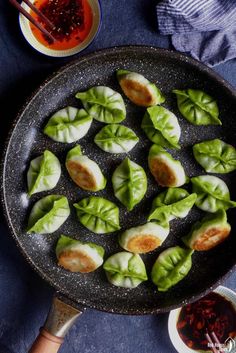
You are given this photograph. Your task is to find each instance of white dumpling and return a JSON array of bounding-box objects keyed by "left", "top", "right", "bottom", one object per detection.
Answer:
[
  {"left": 56, "top": 235, "right": 105, "bottom": 273},
  {"left": 66, "top": 145, "right": 106, "bottom": 191},
  {"left": 182, "top": 209, "right": 231, "bottom": 251},
  {"left": 117, "top": 70, "right": 165, "bottom": 107},
  {"left": 148, "top": 144, "right": 187, "bottom": 187},
  {"left": 119, "top": 222, "right": 169, "bottom": 254}
]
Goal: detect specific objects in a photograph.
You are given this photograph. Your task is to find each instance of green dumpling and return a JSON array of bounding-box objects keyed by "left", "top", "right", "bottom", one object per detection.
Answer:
[
  {"left": 44, "top": 107, "right": 92, "bottom": 143},
  {"left": 94, "top": 124, "right": 139, "bottom": 154},
  {"left": 27, "top": 150, "right": 61, "bottom": 196},
  {"left": 141, "top": 106, "right": 181, "bottom": 149},
  {"left": 151, "top": 246, "right": 193, "bottom": 292},
  {"left": 76, "top": 86, "right": 126, "bottom": 123},
  {"left": 118, "top": 222, "right": 169, "bottom": 254},
  {"left": 173, "top": 89, "right": 221, "bottom": 125},
  {"left": 74, "top": 196, "right": 120, "bottom": 234},
  {"left": 148, "top": 188, "right": 197, "bottom": 224},
  {"left": 112, "top": 157, "right": 147, "bottom": 211},
  {"left": 27, "top": 195, "right": 70, "bottom": 234},
  {"left": 191, "top": 175, "right": 236, "bottom": 213},
  {"left": 103, "top": 251, "right": 148, "bottom": 288},
  {"left": 193, "top": 139, "right": 236, "bottom": 174}
]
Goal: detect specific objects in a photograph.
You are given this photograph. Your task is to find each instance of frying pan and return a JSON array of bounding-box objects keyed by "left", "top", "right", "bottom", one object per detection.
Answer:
[{"left": 1, "top": 46, "right": 236, "bottom": 353}]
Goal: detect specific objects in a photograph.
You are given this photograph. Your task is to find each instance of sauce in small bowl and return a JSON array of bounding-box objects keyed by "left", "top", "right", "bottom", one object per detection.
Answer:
[
  {"left": 19, "top": 0, "right": 101, "bottom": 57},
  {"left": 168, "top": 286, "right": 236, "bottom": 353},
  {"left": 177, "top": 292, "right": 236, "bottom": 351}
]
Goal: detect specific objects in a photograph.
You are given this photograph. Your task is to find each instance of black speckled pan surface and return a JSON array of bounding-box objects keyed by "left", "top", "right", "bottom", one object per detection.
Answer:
[{"left": 1, "top": 46, "right": 236, "bottom": 315}]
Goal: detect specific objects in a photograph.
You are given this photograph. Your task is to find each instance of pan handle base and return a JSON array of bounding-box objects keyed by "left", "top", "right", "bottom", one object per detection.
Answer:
[
  {"left": 44, "top": 295, "right": 83, "bottom": 337},
  {"left": 28, "top": 296, "right": 83, "bottom": 353},
  {"left": 28, "top": 329, "right": 64, "bottom": 353}
]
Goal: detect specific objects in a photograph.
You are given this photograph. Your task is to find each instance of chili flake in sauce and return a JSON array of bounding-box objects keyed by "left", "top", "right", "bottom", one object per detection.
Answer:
[
  {"left": 30, "top": 0, "right": 93, "bottom": 50},
  {"left": 177, "top": 292, "right": 236, "bottom": 351}
]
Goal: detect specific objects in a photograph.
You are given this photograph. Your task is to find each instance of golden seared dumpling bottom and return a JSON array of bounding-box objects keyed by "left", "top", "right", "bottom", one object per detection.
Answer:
[
  {"left": 126, "top": 234, "right": 162, "bottom": 253},
  {"left": 119, "top": 78, "right": 156, "bottom": 107},
  {"left": 148, "top": 145, "right": 187, "bottom": 188},
  {"left": 190, "top": 225, "right": 231, "bottom": 251},
  {"left": 56, "top": 235, "right": 105, "bottom": 273},
  {"left": 58, "top": 249, "right": 98, "bottom": 273},
  {"left": 67, "top": 160, "right": 97, "bottom": 191},
  {"left": 117, "top": 70, "right": 165, "bottom": 107},
  {"left": 182, "top": 210, "right": 231, "bottom": 251},
  {"left": 66, "top": 147, "right": 106, "bottom": 192},
  {"left": 119, "top": 222, "right": 169, "bottom": 254},
  {"left": 149, "top": 157, "right": 178, "bottom": 187}
]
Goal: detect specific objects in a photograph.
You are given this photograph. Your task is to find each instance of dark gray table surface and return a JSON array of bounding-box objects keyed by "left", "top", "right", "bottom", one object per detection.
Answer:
[{"left": 0, "top": 1, "right": 236, "bottom": 352}]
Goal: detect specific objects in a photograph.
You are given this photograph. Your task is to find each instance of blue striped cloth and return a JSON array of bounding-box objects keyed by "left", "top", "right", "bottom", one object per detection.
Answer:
[{"left": 156, "top": 0, "right": 236, "bottom": 66}]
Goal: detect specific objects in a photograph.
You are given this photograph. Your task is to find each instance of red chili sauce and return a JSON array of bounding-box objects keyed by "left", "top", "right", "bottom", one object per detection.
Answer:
[
  {"left": 30, "top": 0, "right": 93, "bottom": 50},
  {"left": 177, "top": 292, "right": 236, "bottom": 351}
]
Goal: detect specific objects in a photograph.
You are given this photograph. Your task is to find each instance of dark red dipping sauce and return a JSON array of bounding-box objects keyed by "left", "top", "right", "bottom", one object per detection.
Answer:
[
  {"left": 30, "top": 0, "right": 93, "bottom": 50},
  {"left": 177, "top": 292, "right": 236, "bottom": 351}
]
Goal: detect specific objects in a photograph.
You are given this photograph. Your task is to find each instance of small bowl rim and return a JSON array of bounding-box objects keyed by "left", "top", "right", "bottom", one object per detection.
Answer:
[
  {"left": 18, "top": 0, "right": 102, "bottom": 57},
  {"left": 168, "top": 285, "right": 236, "bottom": 353}
]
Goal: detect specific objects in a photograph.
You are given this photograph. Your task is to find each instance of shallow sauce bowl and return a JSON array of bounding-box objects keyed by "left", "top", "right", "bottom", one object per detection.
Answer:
[
  {"left": 168, "top": 286, "right": 236, "bottom": 353},
  {"left": 19, "top": 0, "right": 102, "bottom": 57}
]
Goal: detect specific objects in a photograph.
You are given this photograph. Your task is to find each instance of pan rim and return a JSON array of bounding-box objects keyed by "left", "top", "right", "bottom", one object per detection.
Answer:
[{"left": 1, "top": 45, "right": 236, "bottom": 315}]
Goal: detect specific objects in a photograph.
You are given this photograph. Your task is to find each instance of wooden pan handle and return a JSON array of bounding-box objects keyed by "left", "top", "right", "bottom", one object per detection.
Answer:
[
  {"left": 28, "top": 296, "right": 83, "bottom": 353},
  {"left": 28, "top": 329, "right": 64, "bottom": 353}
]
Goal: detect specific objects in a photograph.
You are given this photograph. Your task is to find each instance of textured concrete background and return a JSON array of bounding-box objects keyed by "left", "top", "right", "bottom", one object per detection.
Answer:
[{"left": 0, "top": 0, "right": 236, "bottom": 352}]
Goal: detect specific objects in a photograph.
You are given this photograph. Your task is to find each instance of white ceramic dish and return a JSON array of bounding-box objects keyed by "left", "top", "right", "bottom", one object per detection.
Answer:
[
  {"left": 19, "top": 0, "right": 102, "bottom": 57},
  {"left": 168, "top": 286, "right": 236, "bottom": 353}
]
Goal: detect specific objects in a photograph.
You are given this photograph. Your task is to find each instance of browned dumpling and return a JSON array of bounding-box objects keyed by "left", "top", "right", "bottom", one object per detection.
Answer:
[
  {"left": 148, "top": 144, "right": 187, "bottom": 187},
  {"left": 56, "top": 235, "right": 105, "bottom": 273},
  {"left": 118, "top": 222, "right": 169, "bottom": 254},
  {"left": 182, "top": 209, "right": 231, "bottom": 251},
  {"left": 66, "top": 145, "right": 106, "bottom": 191},
  {"left": 117, "top": 70, "right": 165, "bottom": 107}
]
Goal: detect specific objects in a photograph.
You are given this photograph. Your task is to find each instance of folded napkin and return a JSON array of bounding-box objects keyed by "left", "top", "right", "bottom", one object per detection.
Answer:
[{"left": 156, "top": 0, "right": 236, "bottom": 66}]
